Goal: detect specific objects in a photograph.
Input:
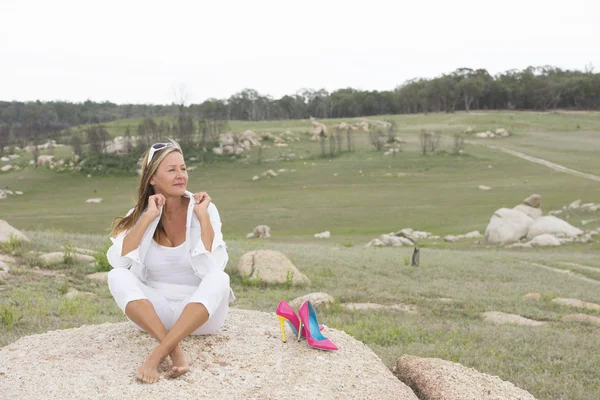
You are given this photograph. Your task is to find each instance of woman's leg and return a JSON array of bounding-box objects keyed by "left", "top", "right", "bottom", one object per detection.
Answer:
[
  {"left": 107, "top": 268, "right": 187, "bottom": 383},
  {"left": 137, "top": 270, "right": 231, "bottom": 378}
]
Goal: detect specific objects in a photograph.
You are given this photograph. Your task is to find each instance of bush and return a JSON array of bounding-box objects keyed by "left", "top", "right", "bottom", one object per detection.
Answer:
[{"left": 94, "top": 241, "right": 112, "bottom": 272}]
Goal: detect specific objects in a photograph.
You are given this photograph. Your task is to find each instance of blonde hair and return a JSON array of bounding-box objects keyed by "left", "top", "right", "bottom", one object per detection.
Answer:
[{"left": 110, "top": 139, "right": 183, "bottom": 239}]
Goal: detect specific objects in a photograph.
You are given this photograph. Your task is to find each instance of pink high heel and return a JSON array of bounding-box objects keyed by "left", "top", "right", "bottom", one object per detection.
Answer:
[
  {"left": 297, "top": 300, "right": 338, "bottom": 351},
  {"left": 276, "top": 300, "right": 324, "bottom": 343}
]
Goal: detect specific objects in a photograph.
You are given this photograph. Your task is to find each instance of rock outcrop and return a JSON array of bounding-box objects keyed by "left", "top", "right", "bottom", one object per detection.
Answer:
[{"left": 0, "top": 308, "right": 419, "bottom": 399}]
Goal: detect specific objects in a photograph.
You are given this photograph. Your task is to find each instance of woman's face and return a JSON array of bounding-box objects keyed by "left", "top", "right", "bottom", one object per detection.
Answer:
[{"left": 150, "top": 151, "right": 188, "bottom": 197}]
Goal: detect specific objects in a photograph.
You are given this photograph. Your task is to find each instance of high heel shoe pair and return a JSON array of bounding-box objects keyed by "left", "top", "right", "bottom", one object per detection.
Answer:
[{"left": 276, "top": 300, "right": 338, "bottom": 351}]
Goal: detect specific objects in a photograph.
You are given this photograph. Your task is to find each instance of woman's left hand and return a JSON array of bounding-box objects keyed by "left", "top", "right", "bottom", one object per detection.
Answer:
[{"left": 193, "top": 192, "right": 211, "bottom": 214}]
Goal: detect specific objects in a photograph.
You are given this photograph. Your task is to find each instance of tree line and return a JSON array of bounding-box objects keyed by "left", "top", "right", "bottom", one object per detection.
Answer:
[{"left": 1, "top": 65, "right": 599, "bottom": 131}]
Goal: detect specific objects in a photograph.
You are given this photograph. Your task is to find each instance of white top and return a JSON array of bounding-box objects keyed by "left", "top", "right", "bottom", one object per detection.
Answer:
[{"left": 145, "top": 239, "right": 201, "bottom": 286}]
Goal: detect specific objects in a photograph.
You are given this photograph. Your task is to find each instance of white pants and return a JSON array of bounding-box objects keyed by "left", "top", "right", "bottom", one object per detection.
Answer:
[{"left": 107, "top": 268, "right": 230, "bottom": 335}]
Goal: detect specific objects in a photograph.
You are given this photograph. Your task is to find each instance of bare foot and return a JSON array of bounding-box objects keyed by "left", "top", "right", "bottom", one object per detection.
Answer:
[
  {"left": 136, "top": 354, "right": 161, "bottom": 384},
  {"left": 168, "top": 346, "right": 190, "bottom": 379}
]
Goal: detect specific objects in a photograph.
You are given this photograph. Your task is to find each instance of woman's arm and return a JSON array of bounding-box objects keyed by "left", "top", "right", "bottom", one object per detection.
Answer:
[
  {"left": 121, "top": 213, "right": 155, "bottom": 256},
  {"left": 195, "top": 209, "right": 215, "bottom": 252},
  {"left": 121, "top": 194, "right": 164, "bottom": 256}
]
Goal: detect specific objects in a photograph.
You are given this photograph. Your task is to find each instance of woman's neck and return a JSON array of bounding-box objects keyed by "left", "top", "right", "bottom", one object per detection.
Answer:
[{"left": 161, "top": 194, "right": 187, "bottom": 218}]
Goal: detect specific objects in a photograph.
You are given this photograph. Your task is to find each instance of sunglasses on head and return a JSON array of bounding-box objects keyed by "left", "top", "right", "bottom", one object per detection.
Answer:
[{"left": 147, "top": 143, "right": 169, "bottom": 166}]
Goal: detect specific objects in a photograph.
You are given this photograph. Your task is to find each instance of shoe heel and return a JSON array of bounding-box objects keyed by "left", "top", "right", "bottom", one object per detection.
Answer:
[
  {"left": 297, "top": 319, "right": 303, "bottom": 342},
  {"left": 278, "top": 315, "right": 288, "bottom": 343}
]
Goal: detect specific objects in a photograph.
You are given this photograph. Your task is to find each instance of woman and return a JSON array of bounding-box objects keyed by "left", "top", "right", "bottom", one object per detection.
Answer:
[{"left": 106, "top": 140, "right": 235, "bottom": 384}]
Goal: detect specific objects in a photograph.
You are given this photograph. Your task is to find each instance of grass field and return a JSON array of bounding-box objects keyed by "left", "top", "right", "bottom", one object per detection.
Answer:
[{"left": 1, "top": 110, "right": 600, "bottom": 399}]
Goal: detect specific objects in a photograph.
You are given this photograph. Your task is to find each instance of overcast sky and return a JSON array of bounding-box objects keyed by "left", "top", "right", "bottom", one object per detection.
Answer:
[{"left": 2, "top": 0, "right": 598, "bottom": 104}]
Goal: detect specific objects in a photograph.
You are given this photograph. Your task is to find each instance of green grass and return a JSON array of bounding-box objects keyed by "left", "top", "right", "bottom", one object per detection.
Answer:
[{"left": 1, "top": 110, "right": 600, "bottom": 399}]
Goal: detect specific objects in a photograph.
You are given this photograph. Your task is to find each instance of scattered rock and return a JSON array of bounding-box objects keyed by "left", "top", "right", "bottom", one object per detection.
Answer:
[
  {"left": 0, "top": 165, "right": 12, "bottom": 172},
  {"left": 562, "top": 314, "right": 600, "bottom": 326},
  {"left": 464, "top": 230, "right": 482, "bottom": 239},
  {"left": 528, "top": 234, "right": 562, "bottom": 247},
  {"left": 261, "top": 169, "right": 278, "bottom": 178},
  {"left": 483, "top": 311, "right": 546, "bottom": 326},
  {"left": 551, "top": 298, "right": 600, "bottom": 311},
  {"left": 246, "top": 225, "right": 271, "bottom": 239},
  {"left": 523, "top": 292, "right": 541, "bottom": 301},
  {"left": 569, "top": 199, "right": 582, "bottom": 210},
  {"left": 393, "top": 355, "right": 536, "bottom": 400},
  {"left": 0, "top": 220, "right": 30, "bottom": 243},
  {"left": 252, "top": 175, "right": 259, "bottom": 181},
  {"left": 478, "top": 185, "right": 491, "bottom": 191},
  {"left": 343, "top": 303, "right": 417, "bottom": 314},
  {"left": 65, "top": 288, "right": 95, "bottom": 300},
  {"left": 86, "top": 198, "right": 102, "bottom": 204},
  {"left": 314, "top": 231, "right": 331, "bottom": 239},
  {"left": 40, "top": 252, "right": 96, "bottom": 264},
  {"left": 237, "top": 250, "right": 310, "bottom": 285},
  {"left": 86, "top": 272, "right": 109, "bottom": 283},
  {"left": 289, "top": 292, "right": 335, "bottom": 309},
  {"left": 444, "top": 235, "right": 460, "bottom": 243}
]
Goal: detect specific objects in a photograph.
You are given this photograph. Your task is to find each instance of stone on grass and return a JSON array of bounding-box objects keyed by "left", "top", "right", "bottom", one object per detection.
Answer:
[
  {"left": 513, "top": 204, "right": 542, "bottom": 220},
  {"left": 86, "top": 271, "right": 109, "bottom": 284},
  {"left": 483, "top": 311, "right": 546, "bottom": 326},
  {"left": 289, "top": 292, "right": 335, "bottom": 309},
  {"left": 562, "top": 314, "right": 600, "bottom": 326},
  {"left": 0, "top": 309, "right": 419, "bottom": 400},
  {"left": 246, "top": 225, "right": 271, "bottom": 239},
  {"left": 0, "top": 220, "right": 29, "bottom": 243},
  {"left": 523, "top": 194, "right": 542, "bottom": 209},
  {"left": 485, "top": 208, "right": 534, "bottom": 244},
  {"left": 551, "top": 298, "right": 600, "bottom": 311},
  {"left": 526, "top": 216, "right": 583, "bottom": 240},
  {"left": 85, "top": 198, "right": 102, "bottom": 204},
  {"left": 393, "top": 355, "right": 536, "bottom": 400},
  {"left": 40, "top": 252, "right": 96, "bottom": 264},
  {"left": 343, "top": 303, "right": 417, "bottom": 314},
  {"left": 314, "top": 231, "right": 331, "bottom": 239},
  {"left": 523, "top": 293, "right": 541, "bottom": 301},
  {"left": 237, "top": 250, "right": 310, "bottom": 285},
  {"left": 528, "top": 234, "right": 562, "bottom": 247}
]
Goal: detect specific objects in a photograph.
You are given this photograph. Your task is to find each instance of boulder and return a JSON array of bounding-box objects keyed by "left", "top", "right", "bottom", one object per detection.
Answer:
[
  {"left": 379, "top": 234, "right": 404, "bottom": 247},
  {"left": 464, "top": 231, "right": 482, "bottom": 239},
  {"left": 246, "top": 225, "right": 271, "bottom": 239},
  {"left": 0, "top": 309, "right": 418, "bottom": 400},
  {"left": 37, "top": 155, "right": 54, "bottom": 166},
  {"left": 523, "top": 292, "right": 541, "bottom": 301},
  {"left": 483, "top": 311, "right": 546, "bottom": 326},
  {"left": 478, "top": 185, "right": 491, "bottom": 191},
  {"left": 551, "top": 298, "right": 600, "bottom": 311},
  {"left": 526, "top": 216, "right": 583, "bottom": 240},
  {"left": 568, "top": 199, "right": 581, "bottom": 210},
  {"left": 237, "top": 250, "right": 310, "bottom": 285},
  {"left": 393, "top": 355, "right": 536, "bottom": 400},
  {"left": 528, "top": 234, "right": 561, "bottom": 247},
  {"left": 1, "top": 165, "right": 12, "bottom": 172},
  {"left": 513, "top": 204, "right": 542, "bottom": 219},
  {"left": 86, "top": 272, "right": 109, "bottom": 283},
  {"left": 484, "top": 208, "right": 534, "bottom": 244},
  {"left": 0, "top": 220, "right": 29, "bottom": 243},
  {"left": 289, "top": 292, "right": 335, "bottom": 309},
  {"left": 314, "top": 231, "right": 331, "bottom": 239},
  {"left": 444, "top": 235, "right": 459, "bottom": 243},
  {"left": 562, "top": 314, "right": 600, "bottom": 326},
  {"left": 86, "top": 198, "right": 103, "bottom": 204},
  {"left": 365, "top": 238, "right": 385, "bottom": 247},
  {"left": 523, "top": 194, "right": 542, "bottom": 208}
]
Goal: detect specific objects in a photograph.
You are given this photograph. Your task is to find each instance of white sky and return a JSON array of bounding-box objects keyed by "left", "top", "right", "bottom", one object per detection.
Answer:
[{"left": 1, "top": 0, "right": 598, "bottom": 104}]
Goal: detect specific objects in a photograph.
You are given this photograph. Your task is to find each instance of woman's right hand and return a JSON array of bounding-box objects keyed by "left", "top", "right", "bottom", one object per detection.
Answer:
[{"left": 145, "top": 194, "right": 165, "bottom": 219}]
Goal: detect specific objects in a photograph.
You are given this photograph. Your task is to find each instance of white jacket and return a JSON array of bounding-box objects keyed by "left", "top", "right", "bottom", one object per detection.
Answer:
[{"left": 106, "top": 190, "right": 235, "bottom": 302}]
